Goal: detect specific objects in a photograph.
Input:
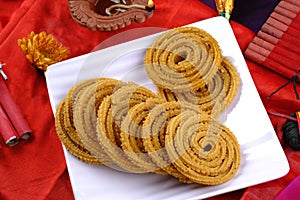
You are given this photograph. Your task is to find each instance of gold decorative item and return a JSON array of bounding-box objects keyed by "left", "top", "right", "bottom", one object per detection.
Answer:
[
  {"left": 215, "top": 0, "right": 234, "bottom": 20},
  {"left": 18, "top": 31, "right": 69, "bottom": 72},
  {"left": 224, "top": 0, "right": 234, "bottom": 20},
  {"left": 68, "top": 0, "right": 155, "bottom": 31}
]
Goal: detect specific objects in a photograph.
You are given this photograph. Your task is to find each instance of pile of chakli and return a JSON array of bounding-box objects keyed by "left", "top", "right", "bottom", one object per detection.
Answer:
[{"left": 55, "top": 27, "right": 241, "bottom": 185}]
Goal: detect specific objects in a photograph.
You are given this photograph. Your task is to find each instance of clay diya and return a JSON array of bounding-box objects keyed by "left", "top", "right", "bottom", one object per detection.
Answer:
[{"left": 68, "top": 0, "right": 155, "bottom": 31}]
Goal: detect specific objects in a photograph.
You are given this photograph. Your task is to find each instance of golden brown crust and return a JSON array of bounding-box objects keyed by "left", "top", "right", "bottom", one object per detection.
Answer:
[
  {"left": 96, "top": 82, "right": 161, "bottom": 172},
  {"left": 55, "top": 98, "right": 101, "bottom": 164},
  {"left": 142, "top": 101, "right": 200, "bottom": 183},
  {"left": 155, "top": 56, "right": 240, "bottom": 117},
  {"left": 165, "top": 110, "right": 240, "bottom": 185},
  {"left": 73, "top": 79, "right": 114, "bottom": 164},
  {"left": 144, "top": 27, "right": 221, "bottom": 92}
]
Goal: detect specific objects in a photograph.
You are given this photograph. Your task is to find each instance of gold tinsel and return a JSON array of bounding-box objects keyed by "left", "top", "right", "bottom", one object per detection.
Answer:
[{"left": 18, "top": 31, "right": 69, "bottom": 72}]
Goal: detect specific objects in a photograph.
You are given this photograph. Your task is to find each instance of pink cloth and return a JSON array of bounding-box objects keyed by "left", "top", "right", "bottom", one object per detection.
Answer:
[{"left": 275, "top": 175, "right": 300, "bottom": 200}]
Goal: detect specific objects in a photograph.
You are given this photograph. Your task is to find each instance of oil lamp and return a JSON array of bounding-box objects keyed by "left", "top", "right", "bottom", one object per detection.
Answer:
[{"left": 68, "top": 0, "right": 155, "bottom": 31}]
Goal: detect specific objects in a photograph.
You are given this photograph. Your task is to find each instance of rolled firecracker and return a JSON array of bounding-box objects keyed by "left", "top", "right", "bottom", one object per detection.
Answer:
[
  {"left": 278, "top": 1, "right": 300, "bottom": 14},
  {"left": 252, "top": 37, "right": 274, "bottom": 51},
  {"left": 257, "top": 31, "right": 279, "bottom": 44},
  {"left": 281, "top": 29, "right": 300, "bottom": 47},
  {"left": 247, "top": 40, "right": 299, "bottom": 74},
  {"left": 245, "top": 43, "right": 296, "bottom": 79},
  {"left": 256, "top": 31, "right": 292, "bottom": 54},
  {"left": 0, "top": 103, "right": 19, "bottom": 147},
  {"left": 275, "top": 3, "right": 300, "bottom": 25},
  {"left": 272, "top": 9, "right": 300, "bottom": 30},
  {"left": 285, "top": 15, "right": 300, "bottom": 30},
  {"left": 224, "top": 0, "right": 234, "bottom": 20},
  {"left": 261, "top": 22, "right": 284, "bottom": 38},
  {"left": 263, "top": 58, "right": 296, "bottom": 78},
  {"left": 266, "top": 17, "right": 290, "bottom": 32},
  {"left": 0, "top": 78, "right": 32, "bottom": 140},
  {"left": 272, "top": 43, "right": 300, "bottom": 63},
  {"left": 246, "top": 42, "right": 271, "bottom": 58},
  {"left": 260, "top": 24, "right": 300, "bottom": 54},
  {"left": 267, "top": 4, "right": 300, "bottom": 29},
  {"left": 244, "top": 48, "right": 267, "bottom": 65},
  {"left": 267, "top": 18, "right": 300, "bottom": 39},
  {"left": 254, "top": 34, "right": 300, "bottom": 63},
  {"left": 267, "top": 50, "right": 299, "bottom": 73},
  {"left": 215, "top": 0, "right": 225, "bottom": 16},
  {"left": 270, "top": 12, "right": 293, "bottom": 26},
  {"left": 285, "top": 0, "right": 300, "bottom": 7}
]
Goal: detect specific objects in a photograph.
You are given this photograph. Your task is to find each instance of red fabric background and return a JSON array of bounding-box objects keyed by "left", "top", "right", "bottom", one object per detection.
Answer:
[{"left": 0, "top": 0, "right": 299, "bottom": 200}]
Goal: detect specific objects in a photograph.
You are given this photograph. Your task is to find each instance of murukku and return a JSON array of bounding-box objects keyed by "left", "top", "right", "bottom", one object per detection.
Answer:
[
  {"left": 55, "top": 96, "right": 101, "bottom": 164},
  {"left": 165, "top": 110, "right": 241, "bottom": 185},
  {"left": 119, "top": 98, "right": 165, "bottom": 173},
  {"left": 156, "top": 56, "right": 240, "bottom": 117},
  {"left": 110, "top": 81, "right": 159, "bottom": 127},
  {"left": 64, "top": 78, "right": 99, "bottom": 150},
  {"left": 144, "top": 26, "right": 222, "bottom": 92},
  {"left": 218, "top": 56, "right": 240, "bottom": 109},
  {"left": 73, "top": 79, "right": 117, "bottom": 164},
  {"left": 96, "top": 82, "right": 161, "bottom": 172},
  {"left": 96, "top": 95, "right": 141, "bottom": 172},
  {"left": 142, "top": 101, "right": 200, "bottom": 183}
]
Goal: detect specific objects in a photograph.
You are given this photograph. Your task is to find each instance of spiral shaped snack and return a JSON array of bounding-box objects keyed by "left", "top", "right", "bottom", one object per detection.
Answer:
[
  {"left": 142, "top": 101, "right": 200, "bottom": 183},
  {"left": 97, "top": 95, "right": 142, "bottom": 172},
  {"left": 144, "top": 27, "right": 222, "bottom": 92},
  {"left": 73, "top": 78, "right": 121, "bottom": 164},
  {"left": 165, "top": 110, "right": 241, "bottom": 185},
  {"left": 55, "top": 99, "right": 101, "bottom": 164},
  {"left": 64, "top": 78, "right": 99, "bottom": 149},
  {"left": 55, "top": 79, "right": 101, "bottom": 164},
  {"left": 218, "top": 57, "right": 240, "bottom": 109},
  {"left": 156, "top": 56, "right": 240, "bottom": 117},
  {"left": 119, "top": 98, "right": 165, "bottom": 173},
  {"left": 110, "top": 82, "right": 159, "bottom": 127},
  {"left": 96, "top": 82, "right": 161, "bottom": 172}
]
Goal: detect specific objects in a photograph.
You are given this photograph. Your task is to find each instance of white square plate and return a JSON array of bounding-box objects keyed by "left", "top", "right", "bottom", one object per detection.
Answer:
[{"left": 45, "top": 17, "right": 289, "bottom": 200}]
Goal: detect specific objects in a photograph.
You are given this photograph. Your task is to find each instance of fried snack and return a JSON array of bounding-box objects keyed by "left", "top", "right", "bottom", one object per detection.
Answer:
[
  {"left": 156, "top": 87, "right": 181, "bottom": 103},
  {"left": 120, "top": 98, "right": 165, "bottom": 173},
  {"left": 55, "top": 99, "right": 100, "bottom": 164},
  {"left": 219, "top": 56, "right": 240, "bottom": 108},
  {"left": 144, "top": 26, "right": 222, "bottom": 92},
  {"left": 64, "top": 78, "right": 99, "bottom": 149},
  {"left": 142, "top": 101, "right": 201, "bottom": 183},
  {"left": 165, "top": 110, "right": 241, "bottom": 185},
  {"left": 97, "top": 95, "right": 140, "bottom": 172},
  {"left": 96, "top": 82, "right": 161, "bottom": 172},
  {"left": 73, "top": 78, "right": 121, "bottom": 164},
  {"left": 55, "top": 79, "right": 101, "bottom": 164},
  {"left": 110, "top": 81, "right": 160, "bottom": 127},
  {"left": 156, "top": 56, "right": 240, "bottom": 117}
]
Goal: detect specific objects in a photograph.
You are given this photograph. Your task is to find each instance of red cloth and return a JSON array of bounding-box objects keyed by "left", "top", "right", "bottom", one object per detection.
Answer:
[{"left": 0, "top": 0, "right": 298, "bottom": 200}]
